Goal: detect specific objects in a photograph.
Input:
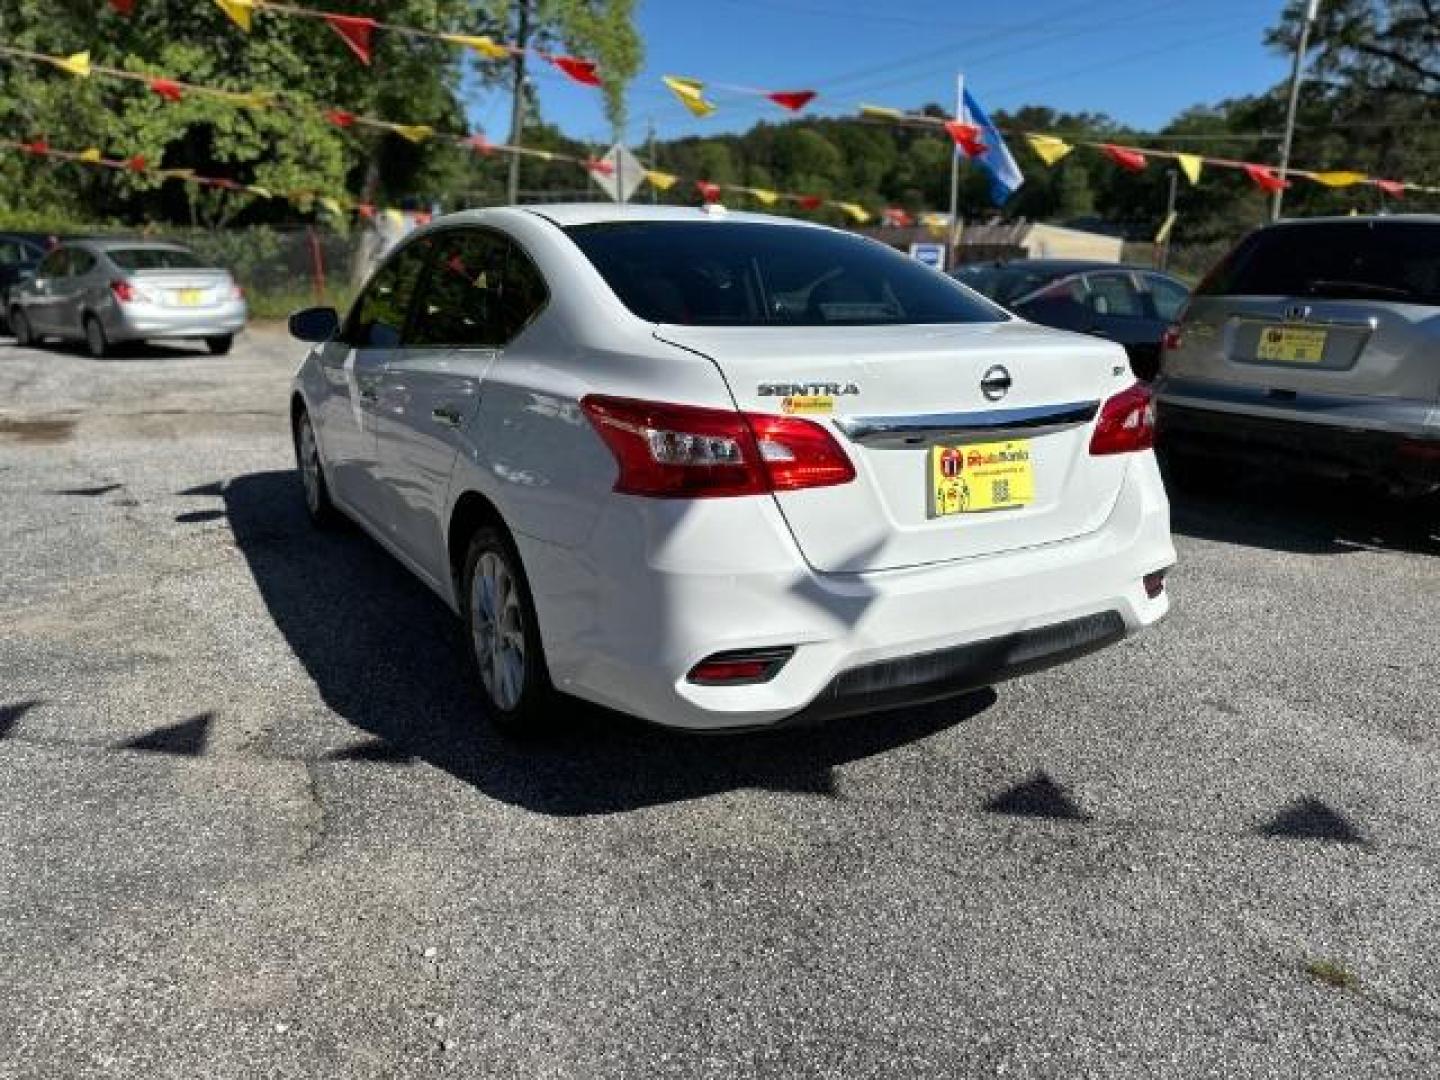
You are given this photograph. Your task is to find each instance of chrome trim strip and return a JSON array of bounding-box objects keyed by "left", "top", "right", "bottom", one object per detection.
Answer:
[{"left": 835, "top": 400, "right": 1100, "bottom": 448}]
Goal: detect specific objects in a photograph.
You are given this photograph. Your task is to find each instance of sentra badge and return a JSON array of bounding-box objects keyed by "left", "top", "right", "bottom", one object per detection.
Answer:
[{"left": 757, "top": 381, "right": 859, "bottom": 398}]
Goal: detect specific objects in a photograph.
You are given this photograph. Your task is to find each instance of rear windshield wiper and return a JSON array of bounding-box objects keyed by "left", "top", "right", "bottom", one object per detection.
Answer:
[{"left": 1303, "top": 279, "right": 1419, "bottom": 301}]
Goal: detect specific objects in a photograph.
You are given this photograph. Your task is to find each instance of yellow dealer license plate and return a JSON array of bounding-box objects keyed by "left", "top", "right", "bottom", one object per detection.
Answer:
[
  {"left": 176, "top": 288, "right": 204, "bottom": 307},
  {"left": 1257, "top": 325, "right": 1326, "bottom": 363},
  {"left": 929, "top": 439, "right": 1035, "bottom": 517}
]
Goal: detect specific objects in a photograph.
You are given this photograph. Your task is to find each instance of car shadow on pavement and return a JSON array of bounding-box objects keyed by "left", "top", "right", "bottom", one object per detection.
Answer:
[
  {"left": 1168, "top": 473, "right": 1439, "bottom": 557},
  {"left": 219, "top": 470, "right": 992, "bottom": 816}
]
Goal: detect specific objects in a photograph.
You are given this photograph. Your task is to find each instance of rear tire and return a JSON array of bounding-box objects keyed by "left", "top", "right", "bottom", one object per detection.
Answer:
[
  {"left": 206, "top": 334, "right": 233, "bottom": 356},
  {"left": 294, "top": 408, "right": 340, "bottom": 528},
  {"left": 10, "top": 308, "right": 35, "bottom": 347},
  {"left": 462, "top": 526, "right": 553, "bottom": 736},
  {"left": 83, "top": 315, "right": 109, "bottom": 359}
]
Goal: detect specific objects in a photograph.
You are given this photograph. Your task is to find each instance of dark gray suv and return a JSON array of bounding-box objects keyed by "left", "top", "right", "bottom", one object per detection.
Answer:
[{"left": 1155, "top": 216, "right": 1440, "bottom": 506}]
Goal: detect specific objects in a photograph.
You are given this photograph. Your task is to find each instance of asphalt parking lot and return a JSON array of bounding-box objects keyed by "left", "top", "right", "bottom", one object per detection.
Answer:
[{"left": 1, "top": 327, "right": 1437, "bottom": 1079}]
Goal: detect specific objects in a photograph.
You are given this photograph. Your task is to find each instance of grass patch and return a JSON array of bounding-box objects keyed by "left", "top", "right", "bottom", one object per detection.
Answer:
[
  {"left": 246, "top": 286, "right": 354, "bottom": 322},
  {"left": 1304, "top": 959, "right": 1360, "bottom": 991}
]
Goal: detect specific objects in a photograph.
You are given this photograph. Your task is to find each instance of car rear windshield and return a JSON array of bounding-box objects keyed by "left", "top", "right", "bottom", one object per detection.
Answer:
[
  {"left": 565, "top": 221, "right": 1006, "bottom": 326},
  {"left": 1200, "top": 221, "right": 1440, "bottom": 306},
  {"left": 107, "top": 247, "right": 206, "bottom": 271}
]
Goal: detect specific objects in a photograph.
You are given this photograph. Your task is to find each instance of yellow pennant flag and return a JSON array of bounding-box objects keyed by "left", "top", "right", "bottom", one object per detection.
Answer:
[
  {"left": 859, "top": 104, "right": 904, "bottom": 121},
  {"left": 1025, "top": 134, "right": 1073, "bottom": 167},
  {"left": 217, "top": 90, "right": 274, "bottom": 110},
  {"left": 392, "top": 124, "right": 435, "bottom": 144},
  {"left": 383, "top": 208, "right": 406, "bottom": 228},
  {"left": 213, "top": 0, "right": 254, "bottom": 31},
  {"left": 319, "top": 196, "right": 344, "bottom": 216},
  {"left": 1175, "top": 153, "right": 1203, "bottom": 185},
  {"left": 78, "top": 147, "right": 103, "bottom": 163},
  {"left": 52, "top": 51, "right": 91, "bottom": 78},
  {"left": 529, "top": 149, "right": 555, "bottom": 161},
  {"left": 835, "top": 202, "right": 870, "bottom": 224},
  {"left": 745, "top": 187, "right": 780, "bottom": 206},
  {"left": 247, "top": 185, "right": 273, "bottom": 199},
  {"left": 1154, "top": 210, "right": 1178, "bottom": 245},
  {"left": 1313, "top": 171, "right": 1368, "bottom": 188},
  {"left": 443, "top": 34, "right": 512, "bottom": 60},
  {"left": 645, "top": 169, "right": 678, "bottom": 191},
  {"left": 663, "top": 75, "right": 716, "bottom": 119},
  {"left": 921, "top": 212, "right": 949, "bottom": 240},
  {"left": 159, "top": 167, "right": 196, "bottom": 179}
]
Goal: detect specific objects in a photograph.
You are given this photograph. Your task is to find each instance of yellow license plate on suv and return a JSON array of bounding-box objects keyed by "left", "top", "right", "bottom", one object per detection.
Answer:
[
  {"left": 929, "top": 439, "right": 1035, "bottom": 517},
  {"left": 1257, "top": 325, "right": 1326, "bottom": 362},
  {"left": 176, "top": 288, "right": 204, "bottom": 306}
]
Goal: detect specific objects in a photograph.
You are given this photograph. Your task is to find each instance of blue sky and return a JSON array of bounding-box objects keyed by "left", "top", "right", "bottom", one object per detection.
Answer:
[{"left": 465, "top": 0, "right": 1292, "bottom": 149}]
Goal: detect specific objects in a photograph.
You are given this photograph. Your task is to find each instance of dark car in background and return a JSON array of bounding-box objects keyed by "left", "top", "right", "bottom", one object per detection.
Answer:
[
  {"left": 954, "top": 259, "right": 1190, "bottom": 381},
  {"left": 0, "top": 232, "right": 50, "bottom": 334},
  {"left": 1155, "top": 215, "right": 1440, "bottom": 513}
]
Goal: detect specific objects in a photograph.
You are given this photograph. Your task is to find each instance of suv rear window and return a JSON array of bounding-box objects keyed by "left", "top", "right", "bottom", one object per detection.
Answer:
[
  {"left": 107, "top": 248, "right": 205, "bottom": 271},
  {"left": 565, "top": 221, "right": 1005, "bottom": 326},
  {"left": 1200, "top": 220, "right": 1440, "bottom": 306}
]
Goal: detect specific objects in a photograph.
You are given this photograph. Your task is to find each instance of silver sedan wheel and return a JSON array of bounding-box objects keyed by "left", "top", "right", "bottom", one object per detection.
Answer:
[
  {"left": 298, "top": 416, "right": 321, "bottom": 514},
  {"left": 471, "top": 551, "right": 526, "bottom": 712}
]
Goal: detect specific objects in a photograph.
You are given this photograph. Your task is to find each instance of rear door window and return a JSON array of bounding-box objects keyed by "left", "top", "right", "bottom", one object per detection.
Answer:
[
  {"left": 37, "top": 250, "right": 69, "bottom": 278},
  {"left": 565, "top": 221, "right": 1003, "bottom": 326},
  {"left": 1201, "top": 221, "right": 1440, "bottom": 305},
  {"left": 69, "top": 249, "right": 97, "bottom": 276},
  {"left": 409, "top": 229, "right": 509, "bottom": 348},
  {"left": 1084, "top": 272, "right": 1144, "bottom": 318}
]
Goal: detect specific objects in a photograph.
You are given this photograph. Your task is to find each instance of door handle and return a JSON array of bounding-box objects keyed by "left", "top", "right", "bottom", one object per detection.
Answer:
[{"left": 432, "top": 405, "right": 464, "bottom": 429}]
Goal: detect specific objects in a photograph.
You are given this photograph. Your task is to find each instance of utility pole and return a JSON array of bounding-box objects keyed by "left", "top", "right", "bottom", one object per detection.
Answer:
[
  {"left": 1273, "top": 0, "right": 1320, "bottom": 222},
  {"left": 505, "top": 0, "right": 532, "bottom": 206},
  {"left": 647, "top": 118, "right": 658, "bottom": 204},
  {"left": 1159, "top": 167, "right": 1178, "bottom": 271},
  {"left": 946, "top": 73, "right": 963, "bottom": 268}
]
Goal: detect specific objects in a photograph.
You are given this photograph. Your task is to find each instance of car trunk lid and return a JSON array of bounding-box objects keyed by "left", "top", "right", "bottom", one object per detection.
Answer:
[
  {"left": 656, "top": 321, "right": 1135, "bottom": 573},
  {"left": 128, "top": 268, "right": 234, "bottom": 309}
]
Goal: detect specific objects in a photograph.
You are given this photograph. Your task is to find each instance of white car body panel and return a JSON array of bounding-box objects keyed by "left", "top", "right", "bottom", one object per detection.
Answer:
[{"left": 293, "top": 204, "right": 1175, "bottom": 731}]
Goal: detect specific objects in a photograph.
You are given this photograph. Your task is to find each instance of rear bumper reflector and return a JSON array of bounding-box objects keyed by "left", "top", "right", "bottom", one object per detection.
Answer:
[{"left": 688, "top": 647, "right": 796, "bottom": 686}]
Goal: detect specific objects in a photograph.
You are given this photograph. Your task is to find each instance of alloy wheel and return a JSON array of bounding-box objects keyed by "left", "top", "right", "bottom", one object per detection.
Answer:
[
  {"left": 298, "top": 416, "right": 321, "bottom": 514},
  {"left": 471, "top": 551, "right": 526, "bottom": 712}
]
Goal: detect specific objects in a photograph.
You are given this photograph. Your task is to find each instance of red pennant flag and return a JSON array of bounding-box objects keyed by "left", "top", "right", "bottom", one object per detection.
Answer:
[
  {"left": 944, "top": 121, "right": 987, "bottom": 158},
  {"left": 326, "top": 14, "right": 378, "bottom": 65},
  {"left": 357, "top": 203, "right": 377, "bottom": 219},
  {"left": 796, "top": 195, "right": 823, "bottom": 211},
  {"left": 767, "top": 90, "right": 816, "bottom": 112},
  {"left": 126, "top": 155, "right": 147, "bottom": 172},
  {"left": 584, "top": 158, "right": 616, "bottom": 177},
  {"left": 414, "top": 211, "right": 433, "bottom": 226},
  {"left": 149, "top": 78, "right": 184, "bottom": 103},
  {"left": 1243, "top": 163, "right": 1288, "bottom": 193},
  {"left": 21, "top": 139, "right": 51, "bottom": 156},
  {"left": 695, "top": 180, "right": 721, "bottom": 203},
  {"left": 883, "top": 207, "right": 914, "bottom": 227},
  {"left": 1102, "top": 144, "right": 1148, "bottom": 172},
  {"left": 109, "top": 0, "right": 135, "bottom": 13},
  {"left": 464, "top": 133, "right": 494, "bottom": 155},
  {"left": 550, "top": 55, "right": 601, "bottom": 87},
  {"left": 1376, "top": 179, "right": 1405, "bottom": 198},
  {"left": 325, "top": 109, "right": 357, "bottom": 129}
]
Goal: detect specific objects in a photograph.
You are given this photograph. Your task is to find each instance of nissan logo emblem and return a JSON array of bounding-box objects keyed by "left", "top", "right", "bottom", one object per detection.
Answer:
[{"left": 980, "top": 365, "right": 1012, "bottom": 402}]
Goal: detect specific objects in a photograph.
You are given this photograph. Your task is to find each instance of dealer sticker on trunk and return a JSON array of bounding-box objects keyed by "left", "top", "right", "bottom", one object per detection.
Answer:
[
  {"left": 929, "top": 440, "right": 1035, "bottom": 516},
  {"left": 782, "top": 395, "right": 835, "bottom": 414}
]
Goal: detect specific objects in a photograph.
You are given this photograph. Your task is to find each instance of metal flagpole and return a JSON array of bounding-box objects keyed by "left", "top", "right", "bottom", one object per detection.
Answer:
[
  {"left": 1272, "top": 0, "right": 1320, "bottom": 222},
  {"left": 946, "top": 73, "right": 962, "bottom": 268}
]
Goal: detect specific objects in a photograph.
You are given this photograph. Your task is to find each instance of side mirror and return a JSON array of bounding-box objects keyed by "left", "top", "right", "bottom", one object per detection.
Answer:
[{"left": 289, "top": 306, "right": 339, "bottom": 343}]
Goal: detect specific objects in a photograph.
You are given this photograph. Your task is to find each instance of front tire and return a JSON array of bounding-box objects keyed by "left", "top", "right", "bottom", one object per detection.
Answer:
[
  {"left": 294, "top": 408, "right": 340, "bottom": 528},
  {"left": 206, "top": 334, "right": 233, "bottom": 356},
  {"left": 10, "top": 308, "right": 36, "bottom": 347},
  {"left": 83, "top": 315, "right": 109, "bottom": 359},
  {"left": 462, "top": 526, "right": 553, "bottom": 734}
]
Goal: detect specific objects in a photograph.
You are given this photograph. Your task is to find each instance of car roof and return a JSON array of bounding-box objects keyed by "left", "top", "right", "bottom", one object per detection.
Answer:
[
  {"left": 1271, "top": 213, "right": 1440, "bottom": 227},
  {"left": 511, "top": 202, "right": 823, "bottom": 230},
  {"left": 76, "top": 238, "right": 195, "bottom": 253}
]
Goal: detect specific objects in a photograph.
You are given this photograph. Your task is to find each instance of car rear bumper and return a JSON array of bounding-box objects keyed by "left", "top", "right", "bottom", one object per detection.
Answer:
[
  {"left": 106, "top": 301, "right": 248, "bottom": 341},
  {"left": 1156, "top": 385, "right": 1440, "bottom": 492},
  {"left": 518, "top": 452, "right": 1174, "bottom": 732}
]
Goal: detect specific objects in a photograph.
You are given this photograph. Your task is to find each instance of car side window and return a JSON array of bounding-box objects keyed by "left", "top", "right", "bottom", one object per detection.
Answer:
[
  {"left": 37, "top": 250, "right": 68, "bottom": 279},
  {"left": 408, "top": 229, "right": 510, "bottom": 348},
  {"left": 1145, "top": 275, "right": 1189, "bottom": 322},
  {"left": 1085, "top": 273, "right": 1144, "bottom": 318},
  {"left": 0, "top": 239, "right": 30, "bottom": 267},
  {"left": 69, "top": 250, "right": 96, "bottom": 276},
  {"left": 344, "top": 238, "right": 430, "bottom": 348},
  {"left": 1015, "top": 276, "right": 1087, "bottom": 327},
  {"left": 497, "top": 241, "right": 548, "bottom": 342}
]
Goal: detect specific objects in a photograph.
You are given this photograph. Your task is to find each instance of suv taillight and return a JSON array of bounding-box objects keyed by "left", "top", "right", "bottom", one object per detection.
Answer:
[
  {"left": 581, "top": 395, "right": 856, "bottom": 498},
  {"left": 1160, "top": 324, "right": 1183, "bottom": 352},
  {"left": 110, "top": 280, "right": 138, "bottom": 303},
  {"left": 1089, "top": 382, "right": 1156, "bottom": 456}
]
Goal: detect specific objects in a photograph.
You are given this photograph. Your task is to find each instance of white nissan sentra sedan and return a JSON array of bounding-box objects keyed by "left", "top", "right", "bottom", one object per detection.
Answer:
[{"left": 288, "top": 205, "right": 1174, "bottom": 732}]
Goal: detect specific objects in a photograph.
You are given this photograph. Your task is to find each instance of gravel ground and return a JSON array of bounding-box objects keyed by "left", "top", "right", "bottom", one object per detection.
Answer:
[{"left": 1, "top": 328, "right": 1437, "bottom": 1079}]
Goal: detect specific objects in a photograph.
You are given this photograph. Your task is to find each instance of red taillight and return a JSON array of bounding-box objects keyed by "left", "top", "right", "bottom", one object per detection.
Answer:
[
  {"left": 1160, "top": 324, "right": 1183, "bottom": 352},
  {"left": 110, "top": 279, "right": 138, "bottom": 303},
  {"left": 580, "top": 395, "right": 855, "bottom": 498},
  {"left": 231, "top": 283, "right": 245, "bottom": 300},
  {"left": 1089, "top": 382, "right": 1156, "bottom": 456}
]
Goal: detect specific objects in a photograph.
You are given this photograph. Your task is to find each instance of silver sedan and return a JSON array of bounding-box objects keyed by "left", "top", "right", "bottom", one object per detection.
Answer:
[{"left": 8, "top": 239, "right": 247, "bottom": 357}]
